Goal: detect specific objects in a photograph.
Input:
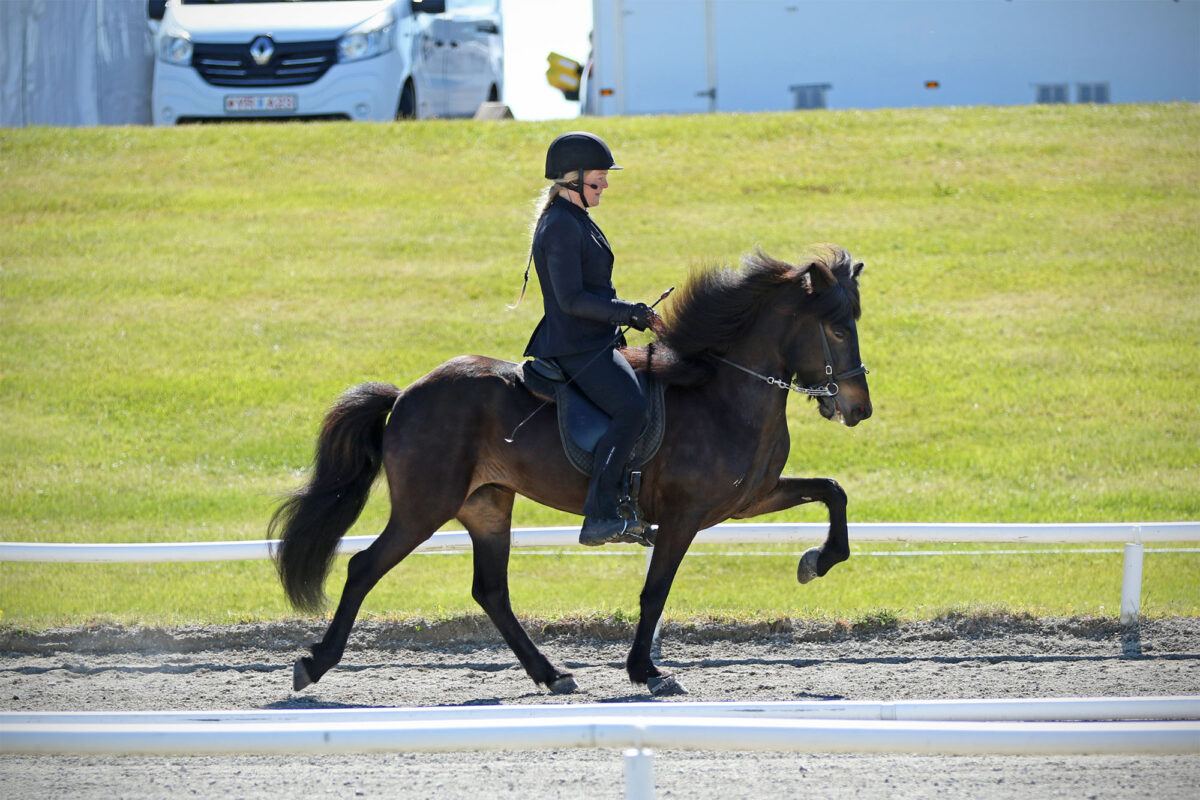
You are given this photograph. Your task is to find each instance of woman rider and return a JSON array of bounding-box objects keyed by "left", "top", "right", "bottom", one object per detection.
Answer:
[{"left": 522, "top": 132, "right": 664, "bottom": 546}]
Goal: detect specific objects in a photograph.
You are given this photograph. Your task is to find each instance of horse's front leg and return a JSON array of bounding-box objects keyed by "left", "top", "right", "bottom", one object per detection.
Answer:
[
  {"left": 626, "top": 524, "right": 699, "bottom": 696},
  {"left": 733, "top": 477, "right": 850, "bottom": 582}
]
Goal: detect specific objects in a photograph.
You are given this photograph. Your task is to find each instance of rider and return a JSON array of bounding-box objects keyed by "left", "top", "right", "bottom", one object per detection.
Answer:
[{"left": 522, "top": 131, "right": 663, "bottom": 546}]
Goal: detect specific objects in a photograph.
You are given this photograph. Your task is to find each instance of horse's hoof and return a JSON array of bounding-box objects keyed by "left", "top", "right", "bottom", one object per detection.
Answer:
[
  {"left": 293, "top": 657, "right": 315, "bottom": 692},
  {"left": 549, "top": 675, "right": 578, "bottom": 694},
  {"left": 797, "top": 547, "right": 821, "bottom": 584},
  {"left": 647, "top": 674, "right": 687, "bottom": 696}
]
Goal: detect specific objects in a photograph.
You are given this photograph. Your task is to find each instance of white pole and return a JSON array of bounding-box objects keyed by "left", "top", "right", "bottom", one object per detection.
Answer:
[
  {"left": 7, "top": 696, "right": 1197, "bottom": 727},
  {"left": 1120, "top": 542, "right": 1144, "bottom": 624},
  {"left": 4, "top": 523, "right": 1199, "bottom": 562},
  {"left": 623, "top": 747, "right": 655, "bottom": 800},
  {"left": 5, "top": 718, "right": 1198, "bottom": 757}
]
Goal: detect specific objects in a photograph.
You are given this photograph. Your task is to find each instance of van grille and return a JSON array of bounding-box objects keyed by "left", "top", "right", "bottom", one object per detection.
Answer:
[{"left": 192, "top": 40, "right": 338, "bottom": 87}]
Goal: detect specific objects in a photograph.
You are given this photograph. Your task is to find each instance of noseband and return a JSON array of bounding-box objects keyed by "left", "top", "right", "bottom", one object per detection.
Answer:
[{"left": 711, "top": 324, "right": 869, "bottom": 398}]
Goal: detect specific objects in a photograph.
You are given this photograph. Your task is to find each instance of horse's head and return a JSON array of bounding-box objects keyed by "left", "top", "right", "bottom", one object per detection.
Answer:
[
  {"left": 788, "top": 248, "right": 872, "bottom": 427},
  {"left": 649, "top": 247, "right": 872, "bottom": 427}
]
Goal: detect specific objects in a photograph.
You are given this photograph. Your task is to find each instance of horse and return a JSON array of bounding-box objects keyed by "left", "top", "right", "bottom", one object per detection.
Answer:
[{"left": 270, "top": 245, "right": 872, "bottom": 696}]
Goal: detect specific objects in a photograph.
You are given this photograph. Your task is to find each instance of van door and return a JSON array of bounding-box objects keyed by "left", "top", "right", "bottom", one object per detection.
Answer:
[
  {"left": 620, "top": 0, "right": 712, "bottom": 114},
  {"left": 421, "top": 15, "right": 459, "bottom": 116},
  {"left": 435, "top": 14, "right": 482, "bottom": 116}
]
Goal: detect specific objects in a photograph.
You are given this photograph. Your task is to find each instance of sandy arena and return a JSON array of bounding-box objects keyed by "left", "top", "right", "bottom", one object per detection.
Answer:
[{"left": 2, "top": 615, "right": 1198, "bottom": 799}]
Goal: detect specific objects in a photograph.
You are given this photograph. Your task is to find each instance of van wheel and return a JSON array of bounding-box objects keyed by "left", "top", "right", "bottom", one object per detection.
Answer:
[{"left": 397, "top": 80, "right": 417, "bottom": 120}]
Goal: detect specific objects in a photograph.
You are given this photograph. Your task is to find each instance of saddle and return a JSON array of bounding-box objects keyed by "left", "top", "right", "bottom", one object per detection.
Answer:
[
  {"left": 519, "top": 358, "right": 666, "bottom": 477},
  {"left": 519, "top": 357, "right": 665, "bottom": 547}
]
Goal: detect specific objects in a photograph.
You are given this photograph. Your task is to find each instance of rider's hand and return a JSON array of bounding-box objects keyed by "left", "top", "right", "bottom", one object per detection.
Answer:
[{"left": 628, "top": 303, "right": 653, "bottom": 332}]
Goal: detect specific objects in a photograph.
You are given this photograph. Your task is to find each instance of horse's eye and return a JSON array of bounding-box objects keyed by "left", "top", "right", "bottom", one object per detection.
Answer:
[{"left": 831, "top": 326, "right": 847, "bottom": 341}]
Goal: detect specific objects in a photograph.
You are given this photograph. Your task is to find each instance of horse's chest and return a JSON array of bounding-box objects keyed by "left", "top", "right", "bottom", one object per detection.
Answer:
[{"left": 715, "top": 429, "right": 790, "bottom": 502}]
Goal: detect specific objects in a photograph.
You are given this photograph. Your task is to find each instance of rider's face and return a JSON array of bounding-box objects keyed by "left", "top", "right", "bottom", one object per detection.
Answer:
[{"left": 582, "top": 170, "right": 609, "bottom": 206}]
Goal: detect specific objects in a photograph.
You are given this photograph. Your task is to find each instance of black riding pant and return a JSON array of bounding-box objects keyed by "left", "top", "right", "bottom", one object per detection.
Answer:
[{"left": 556, "top": 347, "right": 648, "bottom": 519}]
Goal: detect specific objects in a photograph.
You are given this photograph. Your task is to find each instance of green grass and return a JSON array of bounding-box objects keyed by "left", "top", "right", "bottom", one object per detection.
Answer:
[
  {"left": 2, "top": 544, "right": 1196, "bottom": 628},
  {"left": 2, "top": 104, "right": 1198, "bottom": 627}
]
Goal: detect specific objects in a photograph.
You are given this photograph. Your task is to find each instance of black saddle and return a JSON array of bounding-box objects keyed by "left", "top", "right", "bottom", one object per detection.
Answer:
[{"left": 519, "top": 358, "right": 666, "bottom": 477}]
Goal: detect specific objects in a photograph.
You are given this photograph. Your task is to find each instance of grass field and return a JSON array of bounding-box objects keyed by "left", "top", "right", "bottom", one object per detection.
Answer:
[{"left": 2, "top": 104, "right": 1197, "bottom": 627}]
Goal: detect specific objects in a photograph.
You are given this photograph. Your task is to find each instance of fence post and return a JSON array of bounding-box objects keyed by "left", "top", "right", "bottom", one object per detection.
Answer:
[
  {"left": 624, "top": 747, "right": 655, "bottom": 800},
  {"left": 1119, "top": 541, "right": 1144, "bottom": 625}
]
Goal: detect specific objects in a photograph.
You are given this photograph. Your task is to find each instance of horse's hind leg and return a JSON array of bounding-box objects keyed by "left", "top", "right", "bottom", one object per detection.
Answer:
[
  {"left": 460, "top": 485, "right": 577, "bottom": 694},
  {"left": 295, "top": 517, "right": 436, "bottom": 691}
]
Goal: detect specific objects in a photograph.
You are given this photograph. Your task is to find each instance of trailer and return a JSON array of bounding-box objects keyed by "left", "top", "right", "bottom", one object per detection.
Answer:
[{"left": 584, "top": 0, "right": 1200, "bottom": 115}]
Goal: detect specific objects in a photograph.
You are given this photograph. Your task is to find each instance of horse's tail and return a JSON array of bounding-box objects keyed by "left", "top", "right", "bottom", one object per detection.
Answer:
[{"left": 270, "top": 382, "right": 401, "bottom": 612}]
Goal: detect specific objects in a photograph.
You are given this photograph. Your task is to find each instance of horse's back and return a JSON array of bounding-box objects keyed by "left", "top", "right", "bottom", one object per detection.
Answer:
[
  {"left": 388, "top": 355, "right": 527, "bottom": 438},
  {"left": 413, "top": 354, "right": 520, "bottom": 383}
]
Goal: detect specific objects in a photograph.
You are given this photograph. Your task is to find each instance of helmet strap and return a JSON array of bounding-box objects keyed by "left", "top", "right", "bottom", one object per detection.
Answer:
[
  {"left": 554, "top": 169, "right": 589, "bottom": 208},
  {"left": 577, "top": 169, "right": 589, "bottom": 208}
]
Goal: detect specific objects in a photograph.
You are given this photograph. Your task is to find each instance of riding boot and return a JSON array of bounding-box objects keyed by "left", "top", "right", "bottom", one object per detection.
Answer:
[{"left": 579, "top": 445, "right": 630, "bottom": 546}]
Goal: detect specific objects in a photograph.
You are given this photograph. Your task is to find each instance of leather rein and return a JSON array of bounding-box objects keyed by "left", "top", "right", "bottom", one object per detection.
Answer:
[{"left": 711, "top": 324, "right": 868, "bottom": 398}]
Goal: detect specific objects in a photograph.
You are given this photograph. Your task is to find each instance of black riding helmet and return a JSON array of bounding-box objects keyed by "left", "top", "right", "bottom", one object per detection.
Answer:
[{"left": 545, "top": 131, "right": 622, "bottom": 208}]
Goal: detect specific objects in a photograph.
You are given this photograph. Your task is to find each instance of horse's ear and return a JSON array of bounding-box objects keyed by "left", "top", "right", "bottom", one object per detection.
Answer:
[
  {"left": 801, "top": 260, "right": 837, "bottom": 294},
  {"left": 851, "top": 261, "right": 864, "bottom": 281}
]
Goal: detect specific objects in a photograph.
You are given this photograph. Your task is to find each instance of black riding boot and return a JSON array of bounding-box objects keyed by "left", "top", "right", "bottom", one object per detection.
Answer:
[
  {"left": 579, "top": 444, "right": 630, "bottom": 545},
  {"left": 555, "top": 349, "right": 648, "bottom": 546}
]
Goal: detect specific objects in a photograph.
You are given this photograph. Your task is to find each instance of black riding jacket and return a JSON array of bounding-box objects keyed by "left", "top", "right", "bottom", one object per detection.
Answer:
[{"left": 523, "top": 196, "right": 637, "bottom": 358}]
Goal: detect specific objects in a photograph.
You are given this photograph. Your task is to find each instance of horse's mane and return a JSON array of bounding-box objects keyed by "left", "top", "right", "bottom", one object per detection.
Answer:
[{"left": 623, "top": 245, "right": 861, "bottom": 386}]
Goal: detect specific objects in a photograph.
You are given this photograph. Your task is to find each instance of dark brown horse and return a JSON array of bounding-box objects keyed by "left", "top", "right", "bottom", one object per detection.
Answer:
[{"left": 271, "top": 245, "right": 871, "bottom": 695}]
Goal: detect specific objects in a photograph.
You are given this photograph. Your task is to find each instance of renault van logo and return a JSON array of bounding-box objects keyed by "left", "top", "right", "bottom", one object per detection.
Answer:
[{"left": 249, "top": 36, "right": 275, "bottom": 66}]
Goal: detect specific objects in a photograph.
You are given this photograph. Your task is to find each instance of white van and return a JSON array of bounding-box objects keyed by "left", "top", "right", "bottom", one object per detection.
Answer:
[{"left": 149, "top": 0, "right": 503, "bottom": 124}]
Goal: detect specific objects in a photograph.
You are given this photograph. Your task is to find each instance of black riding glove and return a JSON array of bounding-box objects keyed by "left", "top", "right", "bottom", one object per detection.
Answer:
[{"left": 628, "top": 303, "right": 653, "bottom": 332}]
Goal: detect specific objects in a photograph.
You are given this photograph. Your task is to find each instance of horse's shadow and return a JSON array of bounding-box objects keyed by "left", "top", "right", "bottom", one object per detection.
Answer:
[
  {"left": 4, "top": 649, "right": 1188, "bottom": 680},
  {"left": 259, "top": 693, "right": 702, "bottom": 710}
]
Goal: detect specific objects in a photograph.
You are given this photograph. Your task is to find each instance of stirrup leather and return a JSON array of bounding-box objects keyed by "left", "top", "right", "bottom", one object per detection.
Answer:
[{"left": 615, "top": 470, "right": 657, "bottom": 547}]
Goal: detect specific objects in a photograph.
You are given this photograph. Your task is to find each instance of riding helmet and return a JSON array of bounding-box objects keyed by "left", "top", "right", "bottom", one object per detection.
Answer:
[{"left": 544, "top": 131, "right": 622, "bottom": 179}]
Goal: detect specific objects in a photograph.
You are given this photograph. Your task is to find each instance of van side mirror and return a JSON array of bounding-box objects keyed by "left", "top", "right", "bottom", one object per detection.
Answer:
[
  {"left": 148, "top": 0, "right": 167, "bottom": 21},
  {"left": 411, "top": 0, "right": 446, "bottom": 13}
]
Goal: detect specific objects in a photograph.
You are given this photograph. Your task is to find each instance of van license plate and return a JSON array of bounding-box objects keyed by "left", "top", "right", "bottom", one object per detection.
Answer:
[{"left": 224, "top": 94, "right": 297, "bottom": 113}]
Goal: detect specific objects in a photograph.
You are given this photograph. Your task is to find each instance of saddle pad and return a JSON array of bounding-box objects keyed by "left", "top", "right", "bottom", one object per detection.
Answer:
[{"left": 519, "top": 360, "right": 667, "bottom": 476}]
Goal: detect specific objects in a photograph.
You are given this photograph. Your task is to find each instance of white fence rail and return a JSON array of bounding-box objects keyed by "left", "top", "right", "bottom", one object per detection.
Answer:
[
  {"left": 7, "top": 696, "right": 1199, "bottom": 726},
  {"left": 3, "top": 522, "right": 1197, "bottom": 563},
  {"left": 5, "top": 717, "right": 1197, "bottom": 757},
  {"left": 4, "top": 522, "right": 1197, "bottom": 624},
  {"left": 4, "top": 698, "right": 1198, "bottom": 800}
]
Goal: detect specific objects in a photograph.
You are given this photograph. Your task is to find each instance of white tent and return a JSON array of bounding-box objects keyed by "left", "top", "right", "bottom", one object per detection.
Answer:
[{"left": 1, "top": 0, "right": 153, "bottom": 126}]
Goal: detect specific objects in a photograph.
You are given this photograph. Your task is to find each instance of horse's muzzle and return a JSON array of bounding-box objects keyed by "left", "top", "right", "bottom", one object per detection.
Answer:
[
  {"left": 820, "top": 392, "right": 872, "bottom": 427},
  {"left": 842, "top": 399, "right": 872, "bottom": 427}
]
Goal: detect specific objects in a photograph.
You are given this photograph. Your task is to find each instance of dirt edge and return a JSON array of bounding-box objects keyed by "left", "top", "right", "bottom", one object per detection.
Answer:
[{"left": 0, "top": 612, "right": 1178, "bottom": 656}]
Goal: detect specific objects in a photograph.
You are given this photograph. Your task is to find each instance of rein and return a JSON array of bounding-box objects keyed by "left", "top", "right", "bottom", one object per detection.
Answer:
[{"left": 711, "top": 325, "right": 868, "bottom": 398}]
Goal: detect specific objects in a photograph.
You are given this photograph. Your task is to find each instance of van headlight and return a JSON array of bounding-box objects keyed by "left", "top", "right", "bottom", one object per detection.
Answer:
[
  {"left": 158, "top": 33, "right": 193, "bottom": 65},
  {"left": 338, "top": 10, "right": 394, "bottom": 62}
]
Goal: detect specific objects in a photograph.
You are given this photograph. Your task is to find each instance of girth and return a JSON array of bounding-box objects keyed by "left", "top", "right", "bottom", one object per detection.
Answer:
[{"left": 519, "top": 358, "right": 666, "bottom": 476}]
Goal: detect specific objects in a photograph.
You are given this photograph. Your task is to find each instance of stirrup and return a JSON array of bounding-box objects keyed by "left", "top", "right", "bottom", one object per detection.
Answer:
[
  {"left": 614, "top": 470, "right": 657, "bottom": 547},
  {"left": 614, "top": 515, "right": 657, "bottom": 547}
]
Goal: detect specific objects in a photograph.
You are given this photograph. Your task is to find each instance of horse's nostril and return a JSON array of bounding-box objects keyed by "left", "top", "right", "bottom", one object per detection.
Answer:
[{"left": 857, "top": 404, "right": 873, "bottom": 420}]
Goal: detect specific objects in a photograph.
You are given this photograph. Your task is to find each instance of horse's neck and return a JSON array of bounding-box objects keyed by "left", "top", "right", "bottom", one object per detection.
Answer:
[{"left": 703, "top": 343, "right": 792, "bottom": 433}]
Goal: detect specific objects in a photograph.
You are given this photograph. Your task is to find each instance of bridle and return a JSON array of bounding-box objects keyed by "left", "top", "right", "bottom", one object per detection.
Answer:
[{"left": 711, "top": 324, "right": 868, "bottom": 398}]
